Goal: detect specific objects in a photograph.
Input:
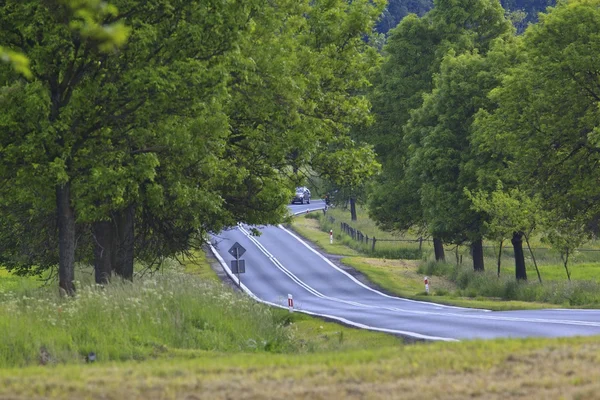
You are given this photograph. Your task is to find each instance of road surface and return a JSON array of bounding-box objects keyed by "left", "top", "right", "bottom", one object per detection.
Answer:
[{"left": 210, "top": 200, "right": 600, "bottom": 341}]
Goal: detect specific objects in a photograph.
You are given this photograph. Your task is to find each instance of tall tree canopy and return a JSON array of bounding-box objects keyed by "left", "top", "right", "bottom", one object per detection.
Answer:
[
  {"left": 0, "top": 0, "right": 384, "bottom": 292},
  {"left": 366, "top": 0, "right": 512, "bottom": 265},
  {"left": 473, "top": 0, "right": 600, "bottom": 262}
]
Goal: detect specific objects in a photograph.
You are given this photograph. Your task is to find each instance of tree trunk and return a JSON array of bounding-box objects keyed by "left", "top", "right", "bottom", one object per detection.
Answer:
[
  {"left": 433, "top": 237, "right": 445, "bottom": 261},
  {"left": 57, "top": 183, "right": 76, "bottom": 296},
  {"left": 561, "top": 249, "right": 571, "bottom": 281},
  {"left": 350, "top": 197, "right": 357, "bottom": 221},
  {"left": 471, "top": 238, "right": 484, "bottom": 271},
  {"left": 524, "top": 233, "right": 542, "bottom": 283},
  {"left": 93, "top": 221, "right": 113, "bottom": 284},
  {"left": 112, "top": 205, "right": 135, "bottom": 280},
  {"left": 512, "top": 231, "right": 527, "bottom": 281},
  {"left": 497, "top": 240, "right": 503, "bottom": 277}
]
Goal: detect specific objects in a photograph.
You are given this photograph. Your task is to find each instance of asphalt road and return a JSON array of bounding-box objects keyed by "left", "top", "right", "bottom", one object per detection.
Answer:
[{"left": 210, "top": 200, "right": 600, "bottom": 341}]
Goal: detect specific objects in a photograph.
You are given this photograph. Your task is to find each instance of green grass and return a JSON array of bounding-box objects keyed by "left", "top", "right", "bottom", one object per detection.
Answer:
[
  {"left": 419, "top": 260, "right": 600, "bottom": 308},
  {"left": 181, "top": 249, "right": 221, "bottom": 283},
  {"left": 288, "top": 214, "right": 361, "bottom": 256},
  {"left": 0, "top": 271, "right": 290, "bottom": 367},
  {"left": 0, "top": 259, "right": 402, "bottom": 369},
  {"left": 0, "top": 269, "right": 48, "bottom": 293}
]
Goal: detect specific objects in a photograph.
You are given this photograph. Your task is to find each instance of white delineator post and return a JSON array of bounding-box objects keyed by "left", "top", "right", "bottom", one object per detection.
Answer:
[
  {"left": 329, "top": 229, "right": 333, "bottom": 244},
  {"left": 288, "top": 294, "right": 294, "bottom": 312},
  {"left": 424, "top": 276, "right": 429, "bottom": 294}
]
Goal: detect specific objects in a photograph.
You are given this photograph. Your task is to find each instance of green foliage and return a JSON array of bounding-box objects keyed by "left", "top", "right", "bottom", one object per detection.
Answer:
[
  {"left": 473, "top": 0, "right": 600, "bottom": 262},
  {"left": 60, "top": 0, "right": 130, "bottom": 51},
  {"left": 0, "top": 0, "right": 386, "bottom": 281},
  {"left": 366, "top": 0, "right": 512, "bottom": 243},
  {"left": 403, "top": 45, "right": 509, "bottom": 245},
  {"left": 0, "top": 47, "right": 31, "bottom": 78},
  {"left": 0, "top": 0, "right": 129, "bottom": 77},
  {"left": 466, "top": 182, "right": 544, "bottom": 241}
]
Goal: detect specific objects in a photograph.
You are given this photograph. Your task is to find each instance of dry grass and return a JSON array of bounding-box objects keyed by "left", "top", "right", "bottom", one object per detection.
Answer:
[{"left": 2, "top": 338, "right": 600, "bottom": 399}]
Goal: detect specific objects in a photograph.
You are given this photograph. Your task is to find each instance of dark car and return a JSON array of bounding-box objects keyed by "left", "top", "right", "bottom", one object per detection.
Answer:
[{"left": 291, "top": 187, "right": 311, "bottom": 204}]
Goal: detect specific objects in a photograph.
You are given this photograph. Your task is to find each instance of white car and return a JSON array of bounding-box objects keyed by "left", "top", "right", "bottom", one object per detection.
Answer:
[{"left": 291, "top": 187, "right": 311, "bottom": 204}]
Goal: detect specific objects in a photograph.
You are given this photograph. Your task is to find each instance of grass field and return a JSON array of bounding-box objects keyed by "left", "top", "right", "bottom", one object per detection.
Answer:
[{"left": 3, "top": 335, "right": 600, "bottom": 399}]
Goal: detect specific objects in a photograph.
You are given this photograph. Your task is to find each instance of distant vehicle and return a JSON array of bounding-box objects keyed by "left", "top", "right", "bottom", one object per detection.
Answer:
[{"left": 291, "top": 187, "right": 311, "bottom": 204}]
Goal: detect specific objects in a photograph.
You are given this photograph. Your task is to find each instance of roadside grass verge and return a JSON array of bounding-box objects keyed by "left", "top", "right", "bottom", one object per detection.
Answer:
[
  {"left": 291, "top": 212, "right": 600, "bottom": 309},
  {"left": 289, "top": 214, "right": 361, "bottom": 257},
  {"left": 419, "top": 260, "right": 600, "bottom": 307},
  {"left": 0, "top": 269, "right": 291, "bottom": 368},
  {"left": 3, "top": 336, "right": 600, "bottom": 399}
]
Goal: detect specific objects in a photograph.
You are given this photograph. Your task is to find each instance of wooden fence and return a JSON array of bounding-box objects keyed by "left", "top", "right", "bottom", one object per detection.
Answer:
[
  {"left": 338, "top": 221, "right": 426, "bottom": 252},
  {"left": 333, "top": 219, "right": 600, "bottom": 256}
]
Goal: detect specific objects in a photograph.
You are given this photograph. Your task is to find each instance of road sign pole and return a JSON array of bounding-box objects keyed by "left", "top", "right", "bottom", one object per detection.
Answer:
[
  {"left": 228, "top": 242, "right": 246, "bottom": 287},
  {"left": 236, "top": 247, "right": 241, "bottom": 287}
]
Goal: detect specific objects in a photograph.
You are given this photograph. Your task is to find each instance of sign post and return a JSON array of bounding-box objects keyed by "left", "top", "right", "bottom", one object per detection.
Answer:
[
  {"left": 329, "top": 229, "right": 333, "bottom": 244},
  {"left": 424, "top": 276, "right": 429, "bottom": 294},
  {"left": 228, "top": 242, "right": 247, "bottom": 287}
]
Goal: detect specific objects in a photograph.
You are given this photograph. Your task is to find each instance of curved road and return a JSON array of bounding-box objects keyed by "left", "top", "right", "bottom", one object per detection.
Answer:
[{"left": 210, "top": 200, "right": 600, "bottom": 341}]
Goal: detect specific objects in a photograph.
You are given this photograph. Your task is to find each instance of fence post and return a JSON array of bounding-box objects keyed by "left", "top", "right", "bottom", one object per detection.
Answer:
[
  {"left": 372, "top": 237, "right": 376, "bottom": 252},
  {"left": 419, "top": 237, "right": 423, "bottom": 252}
]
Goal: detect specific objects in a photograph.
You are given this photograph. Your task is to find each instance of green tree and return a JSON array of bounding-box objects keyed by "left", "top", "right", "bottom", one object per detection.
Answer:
[
  {"left": 0, "top": 0, "right": 257, "bottom": 290},
  {"left": 1, "top": 0, "right": 385, "bottom": 290},
  {"left": 366, "top": 0, "right": 512, "bottom": 263},
  {"left": 403, "top": 39, "right": 515, "bottom": 271},
  {"left": 467, "top": 183, "right": 544, "bottom": 281},
  {"left": 473, "top": 0, "right": 600, "bottom": 271}
]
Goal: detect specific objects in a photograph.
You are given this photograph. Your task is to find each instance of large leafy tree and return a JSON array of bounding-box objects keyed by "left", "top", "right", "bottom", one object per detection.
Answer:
[
  {"left": 0, "top": 0, "right": 270, "bottom": 291},
  {"left": 405, "top": 36, "right": 527, "bottom": 273},
  {"left": 474, "top": 0, "right": 600, "bottom": 273},
  {"left": 1, "top": 0, "right": 385, "bottom": 291},
  {"left": 366, "top": 0, "right": 512, "bottom": 262}
]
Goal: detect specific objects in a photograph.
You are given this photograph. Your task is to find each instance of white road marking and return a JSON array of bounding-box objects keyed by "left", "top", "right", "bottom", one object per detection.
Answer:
[
  {"left": 209, "top": 241, "right": 457, "bottom": 342},
  {"left": 240, "top": 224, "right": 600, "bottom": 329},
  {"left": 279, "top": 220, "right": 487, "bottom": 312}
]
